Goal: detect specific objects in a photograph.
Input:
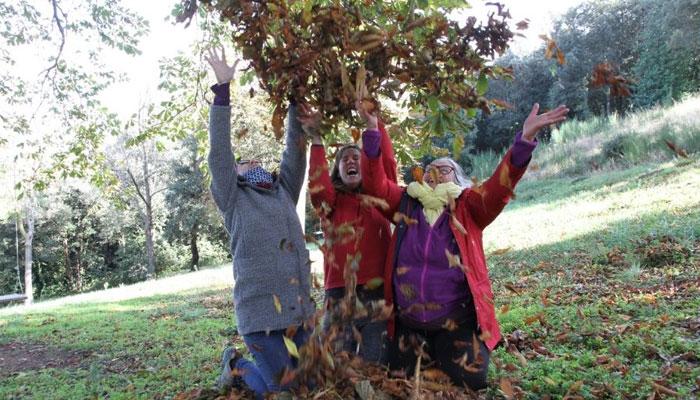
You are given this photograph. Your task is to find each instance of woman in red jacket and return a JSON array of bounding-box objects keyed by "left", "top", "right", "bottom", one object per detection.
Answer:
[
  {"left": 360, "top": 103, "right": 569, "bottom": 389},
  {"left": 308, "top": 101, "right": 397, "bottom": 363}
]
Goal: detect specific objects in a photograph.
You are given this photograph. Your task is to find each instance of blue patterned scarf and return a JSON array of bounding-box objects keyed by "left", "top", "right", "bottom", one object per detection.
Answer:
[{"left": 242, "top": 166, "right": 273, "bottom": 187}]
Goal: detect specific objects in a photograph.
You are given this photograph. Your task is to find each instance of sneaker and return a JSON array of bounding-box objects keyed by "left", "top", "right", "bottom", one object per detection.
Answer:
[{"left": 216, "top": 346, "right": 244, "bottom": 393}]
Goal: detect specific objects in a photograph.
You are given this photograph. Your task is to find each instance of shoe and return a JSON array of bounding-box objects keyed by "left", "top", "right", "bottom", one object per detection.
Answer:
[{"left": 216, "top": 346, "right": 244, "bottom": 393}]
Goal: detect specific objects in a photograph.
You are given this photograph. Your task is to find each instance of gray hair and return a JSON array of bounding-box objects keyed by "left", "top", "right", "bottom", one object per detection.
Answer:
[{"left": 429, "top": 157, "right": 471, "bottom": 189}]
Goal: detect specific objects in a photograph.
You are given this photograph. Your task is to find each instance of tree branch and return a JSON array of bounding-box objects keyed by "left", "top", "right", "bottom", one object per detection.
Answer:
[
  {"left": 43, "top": 0, "right": 67, "bottom": 81},
  {"left": 126, "top": 169, "right": 148, "bottom": 206}
]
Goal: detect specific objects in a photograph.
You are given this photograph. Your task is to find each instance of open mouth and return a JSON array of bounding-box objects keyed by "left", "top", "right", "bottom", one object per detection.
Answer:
[{"left": 347, "top": 167, "right": 358, "bottom": 176}]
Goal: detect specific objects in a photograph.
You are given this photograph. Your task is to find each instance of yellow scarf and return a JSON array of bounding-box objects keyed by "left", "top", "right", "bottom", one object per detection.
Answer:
[{"left": 406, "top": 181, "right": 463, "bottom": 226}]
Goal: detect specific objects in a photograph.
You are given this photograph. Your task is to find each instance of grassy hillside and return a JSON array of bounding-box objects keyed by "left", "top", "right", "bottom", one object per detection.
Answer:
[{"left": 1, "top": 103, "right": 699, "bottom": 398}]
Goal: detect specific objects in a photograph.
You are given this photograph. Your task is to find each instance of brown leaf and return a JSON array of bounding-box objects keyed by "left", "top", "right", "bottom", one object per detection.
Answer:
[
  {"left": 393, "top": 212, "right": 418, "bottom": 226},
  {"left": 664, "top": 140, "right": 689, "bottom": 158},
  {"left": 504, "top": 283, "right": 521, "bottom": 295},
  {"left": 412, "top": 165, "right": 424, "bottom": 183},
  {"left": 442, "top": 319, "right": 458, "bottom": 331},
  {"left": 515, "top": 19, "right": 529, "bottom": 30},
  {"left": 500, "top": 377, "right": 515, "bottom": 399},
  {"left": 359, "top": 194, "right": 390, "bottom": 211}
]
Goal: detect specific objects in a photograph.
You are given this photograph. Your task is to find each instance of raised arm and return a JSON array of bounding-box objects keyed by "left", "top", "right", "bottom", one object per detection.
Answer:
[
  {"left": 360, "top": 130, "right": 404, "bottom": 217},
  {"left": 378, "top": 120, "right": 398, "bottom": 184},
  {"left": 205, "top": 47, "right": 239, "bottom": 211},
  {"left": 308, "top": 133, "right": 336, "bottom": 215},
  {"left": 279, "top": 102, "right": 319, "bottom": 204},
  {"left": 466, "top": 103, "right": 569, "bottom": 229}
]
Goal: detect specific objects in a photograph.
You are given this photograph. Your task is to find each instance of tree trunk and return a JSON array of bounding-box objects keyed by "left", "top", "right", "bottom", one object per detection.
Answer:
[
  {"left": 144, "top": 204, "right": 155, "bottom": 279},
  {"left": 190, "top": 225, "right": 199, "bottom": 271},
  {"left": 141, "top": 143, "right": 156, "bottom": 279},
  {"left": 23, "top": 202, "right": 35, "bottom": 305}
]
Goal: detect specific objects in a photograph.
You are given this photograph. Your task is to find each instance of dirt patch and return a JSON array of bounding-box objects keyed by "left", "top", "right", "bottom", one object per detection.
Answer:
[{"left": 0, "top": 341, "right": 92, "bottom": 377}]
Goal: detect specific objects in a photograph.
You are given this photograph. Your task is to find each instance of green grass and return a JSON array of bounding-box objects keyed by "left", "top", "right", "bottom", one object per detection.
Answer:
[{"left": 1, "top": 161, "right": 699, "bottom": 398}]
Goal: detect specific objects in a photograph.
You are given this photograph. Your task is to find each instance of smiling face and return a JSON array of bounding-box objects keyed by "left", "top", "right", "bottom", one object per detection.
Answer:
[
  {"left": 424, "top": 160, "right": 456, "bottom": 189},
  {"left": 338, "top": 147, "right": 362, "bottom": 189}
]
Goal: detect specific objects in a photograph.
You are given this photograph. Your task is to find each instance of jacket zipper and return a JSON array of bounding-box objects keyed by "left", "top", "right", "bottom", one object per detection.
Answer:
[{"left": 419, "top": 225, "right": 434, "bottom": 322}]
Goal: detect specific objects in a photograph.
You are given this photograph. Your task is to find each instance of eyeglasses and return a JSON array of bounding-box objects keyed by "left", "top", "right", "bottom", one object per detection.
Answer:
[{"left": 425, "top": 165, "right": 455, "bottom": 176}]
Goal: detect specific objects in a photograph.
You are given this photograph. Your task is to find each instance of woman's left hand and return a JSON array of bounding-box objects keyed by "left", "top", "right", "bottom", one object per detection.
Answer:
[{"left": 522, "top": 103, "right": 569, "bottom": 142}]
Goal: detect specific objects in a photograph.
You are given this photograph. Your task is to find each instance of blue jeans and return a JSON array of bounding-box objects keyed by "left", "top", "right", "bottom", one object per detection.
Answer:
[{"left": 235, "top": 327, "right": 310, "bottom": 399}]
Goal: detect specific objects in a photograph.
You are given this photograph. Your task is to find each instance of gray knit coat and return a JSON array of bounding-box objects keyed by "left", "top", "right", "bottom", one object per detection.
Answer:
[{"left": 208, "top": 103, "right": 314, "bottom": 336}]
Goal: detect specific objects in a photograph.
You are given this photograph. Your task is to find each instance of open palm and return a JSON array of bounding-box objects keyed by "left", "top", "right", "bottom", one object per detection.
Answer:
[
  {"left": 522, "top": 103, "right": 569, "bottom": 141},
  {"left": 204, "top": 47, "right": 239, "bottom": 84}
]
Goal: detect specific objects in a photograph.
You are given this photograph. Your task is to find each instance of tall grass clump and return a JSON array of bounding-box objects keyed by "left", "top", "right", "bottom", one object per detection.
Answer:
[
  {"left": 468, "top": 149, "right": 504, "bottom": 181},
  {"left": 530, "top": 93, "right": 700, "bottom": 178}
]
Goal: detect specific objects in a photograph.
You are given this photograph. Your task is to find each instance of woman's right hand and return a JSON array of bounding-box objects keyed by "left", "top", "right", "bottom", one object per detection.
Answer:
[{"left": 205, "top": 47, "right": 239, "bottom": 84}]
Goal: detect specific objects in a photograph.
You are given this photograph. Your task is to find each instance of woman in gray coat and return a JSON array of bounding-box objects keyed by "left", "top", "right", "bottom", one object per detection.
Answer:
[{"left": 205, "top": 48, "right": 319, "bottom": 398}]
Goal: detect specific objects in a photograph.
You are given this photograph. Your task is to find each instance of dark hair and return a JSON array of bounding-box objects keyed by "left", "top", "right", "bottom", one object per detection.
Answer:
[{"left": 330, "top": 144, "right": 362, "bottom": 193}]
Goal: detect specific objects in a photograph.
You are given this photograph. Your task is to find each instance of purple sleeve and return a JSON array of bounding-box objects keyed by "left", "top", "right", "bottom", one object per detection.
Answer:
[
  {"left": 361, "top": 129, "right": 381, "bottom": 158},
  {"left": 210, "top": 82, "right": 230, "bottom": 106},
  {"left": 510, "top": 131, "right": 537, "bottom": 168}
]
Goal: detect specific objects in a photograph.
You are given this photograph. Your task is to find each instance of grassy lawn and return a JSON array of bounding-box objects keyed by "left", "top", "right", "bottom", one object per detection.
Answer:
[{"left": 1, "top": 157, "right": 698, "bottom": 399}]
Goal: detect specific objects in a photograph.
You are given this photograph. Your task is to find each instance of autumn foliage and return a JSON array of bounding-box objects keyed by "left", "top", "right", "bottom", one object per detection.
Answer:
[{"left": 177, "top": 0, "right": 516, "bottom": 139}]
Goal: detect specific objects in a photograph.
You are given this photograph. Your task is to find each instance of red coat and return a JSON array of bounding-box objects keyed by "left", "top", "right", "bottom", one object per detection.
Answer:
[
  {"left": 309, "top": 123, "right": 397, "bottom": 289},
  {"left": 361, "top": 148, "right": 527, "bottom": 351}
]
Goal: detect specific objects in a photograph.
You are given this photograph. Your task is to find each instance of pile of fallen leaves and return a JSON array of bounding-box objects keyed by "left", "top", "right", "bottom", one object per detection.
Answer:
[{"left": 177, "top": 0, "right": 516, "bottom": 138}]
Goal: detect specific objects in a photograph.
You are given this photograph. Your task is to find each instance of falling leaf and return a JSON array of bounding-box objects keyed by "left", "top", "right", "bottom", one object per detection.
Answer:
[
  {"left": 492, "top": 247, "right": 512, "bottom": 256},
  {"left": 444, "top": 249, "right": 462, "bottom": 268},
  {"left": 351, "top": 127, "right": 361, "bottom": 143},
  {"left": 396, "top": 266, "right": 411, "bottom": 275},
  {"left": 664, "top": 140, "right": 689, "bottom": 158},
  {"left": 515, "top": 19, "right": 530, "bottom": 30},
  {"left": 393, "top": 212, "right": 418, "bottom": 226},
  {"left": 442, "top": 319, "right": 458, "bottom": 331},
  {"left": 412, "top": 166, "right": 424, "bottom": 183},
  {"left": 359, "top": 194, "right": 390, "bottom": 211},
  {"left": 399, "top": 283, "right": 416, "bottom": 300},
  {"left": 236, "top": 127, "right": 249, "bottom": 139},
  {"left": 283, "top": 336, "right": 299, "bottom": 358},
  {"left": 273, "top": 294, "right": 282, "bottom": 313},
  {"left": 271, "top": 104, "right": 286, "bottom": 140},
  {"left": 364, "top": 277, "right": 384, "bottom": 290},
  {"left": 279, "top": 367, "right": 297, "bottom": 385}
]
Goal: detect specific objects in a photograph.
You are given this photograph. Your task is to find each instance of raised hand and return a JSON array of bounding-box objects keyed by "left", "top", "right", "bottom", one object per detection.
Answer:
[
  {"left": 204, "top": 47, "right": 239, "bottom": 84},
  {"left": 355, "top": 98, "right": 378, "bottom": 130},
  {"left": 297, "top": 102, "right": 321, "bottom": 139},
  {"left": 522, "top": 103, "right": 569, "bottom": 142}
]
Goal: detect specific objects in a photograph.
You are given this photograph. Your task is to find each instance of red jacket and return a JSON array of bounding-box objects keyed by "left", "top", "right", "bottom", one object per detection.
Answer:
[
  {"left": 309, "top": 123, "right": 397, "bottom": 289},
  {"left": 361, "top": 148, "right": 527, "bottom": 351}
]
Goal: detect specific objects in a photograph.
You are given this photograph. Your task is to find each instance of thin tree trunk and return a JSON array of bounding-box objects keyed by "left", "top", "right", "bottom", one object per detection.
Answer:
[
  {"left": 144, "top": 204, "right": 155, "bottom": 279},
  {"left": 190, "top": 225, "right": 199, "bottom": 271},
  {"left": 23, "top": 202, "right": 35, "bottom": 305}
]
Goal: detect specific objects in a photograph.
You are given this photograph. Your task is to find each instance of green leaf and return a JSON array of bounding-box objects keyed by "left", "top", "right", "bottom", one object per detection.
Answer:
[
  {"left": 427, "top": 96, "right": 439, "bottom": 112},
  {"left": 453, "top": 134, "right": 464, "bottom": 158},
  {"left": 467, "top": 108, "right": 477, "bottom": 118},
  {"left": 364, "top": 277, "right": 384, "bottom": 290},
  {"left": 283, "top": 336, "right": 299, "bottom": 358},
  {"left": 476, "top": 74, "right": 488, "bottom": 96}
]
